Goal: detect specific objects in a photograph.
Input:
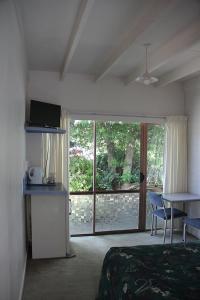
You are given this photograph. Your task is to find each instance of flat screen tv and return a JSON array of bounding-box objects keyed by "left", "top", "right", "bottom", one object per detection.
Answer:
[{"left": 29, "top": 100, "right": 61, "bottom": 128}]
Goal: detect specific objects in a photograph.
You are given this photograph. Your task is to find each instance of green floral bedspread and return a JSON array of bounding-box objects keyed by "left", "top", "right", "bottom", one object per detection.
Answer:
[{"left": 97, "top": 243, "right": 200, "bottom": 300}]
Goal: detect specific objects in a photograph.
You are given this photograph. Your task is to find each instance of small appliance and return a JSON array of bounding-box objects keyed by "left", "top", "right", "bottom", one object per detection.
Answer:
[{"left": 28, "top": 167, "right": 44, "bottom": 184}]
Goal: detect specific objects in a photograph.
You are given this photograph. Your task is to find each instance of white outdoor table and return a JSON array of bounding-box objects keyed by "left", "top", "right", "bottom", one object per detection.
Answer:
[{"left": 162, "top": 193, "right": 200, "bottom": 243}]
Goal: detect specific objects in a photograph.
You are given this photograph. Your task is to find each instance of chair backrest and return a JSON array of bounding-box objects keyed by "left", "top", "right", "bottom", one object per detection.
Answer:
[{"left": 148, "top": 192, "right": 164, "bottom": 208}]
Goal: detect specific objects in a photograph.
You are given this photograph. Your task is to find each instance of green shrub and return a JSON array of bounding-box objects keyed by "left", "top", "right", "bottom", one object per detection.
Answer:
[{"left": 69, "top": 156, "right": 93, "bottom": 192}]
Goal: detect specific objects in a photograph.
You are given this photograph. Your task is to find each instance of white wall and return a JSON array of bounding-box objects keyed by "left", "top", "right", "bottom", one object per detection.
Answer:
[
  {"left": 28, "top": 71, "right": 184, "bottom": 117},
  {"left": 184, "top": 75, "right": 200, "bottom": 238},
  {"left": 0, "top": 1, "right": 27, "bottom": 299}
]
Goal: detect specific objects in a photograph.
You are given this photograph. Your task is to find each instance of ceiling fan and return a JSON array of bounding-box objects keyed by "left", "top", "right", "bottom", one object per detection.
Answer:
[{"left": 135, "top": 43, "right": 159, "bottom": 85}]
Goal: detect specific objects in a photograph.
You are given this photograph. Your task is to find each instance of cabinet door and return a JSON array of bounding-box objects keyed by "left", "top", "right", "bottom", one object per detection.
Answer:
[{"left": 31, "top": 195, "right": 66, "bottom": 259}]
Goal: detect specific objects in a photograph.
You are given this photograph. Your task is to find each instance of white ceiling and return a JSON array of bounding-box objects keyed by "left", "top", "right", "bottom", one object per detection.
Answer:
[{"left": 18, "top": 0, "right": 200, "bottom": 85}]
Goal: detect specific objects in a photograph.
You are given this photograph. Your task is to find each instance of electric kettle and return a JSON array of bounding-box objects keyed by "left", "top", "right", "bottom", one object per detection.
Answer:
[{"left": 28, "top": 167, "right": 44, "bottom": 184}]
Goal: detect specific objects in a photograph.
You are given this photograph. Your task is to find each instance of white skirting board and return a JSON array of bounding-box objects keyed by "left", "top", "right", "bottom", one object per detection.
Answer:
[{"left": 18, "top": 252, "right": 27, "bottom": 300}]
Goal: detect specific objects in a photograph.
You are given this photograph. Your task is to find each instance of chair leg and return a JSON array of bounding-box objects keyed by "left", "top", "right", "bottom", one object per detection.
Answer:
[
  {"left": 151, "top": 214, "right": 154, "bottom": 236},
  {"left": 155, "top": 216, "right": 157, "bottom": 235},
  {"left": 163, "top": 220, "right": 167, "bottom": 244},
  {"left": 170, "top": 204, "right": 173, "bottom": 244},
  {"left": 183, "top": 223, "right": 187, "bottom": 244}
]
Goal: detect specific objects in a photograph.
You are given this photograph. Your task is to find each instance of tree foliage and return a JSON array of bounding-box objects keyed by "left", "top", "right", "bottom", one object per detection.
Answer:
[{"left": 69, "top": 120, "right": 165, "bottom": 192}]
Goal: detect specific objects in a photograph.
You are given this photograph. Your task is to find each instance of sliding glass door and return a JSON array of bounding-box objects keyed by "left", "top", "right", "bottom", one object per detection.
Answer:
[
  {"left": 69, "top": 120, "right": 94, "bottom": 235},
  {"left": 69, "top": 120, "right": 165, "bottom": 236},
  {"left": 95, "top": 121, "right": 140, "bottom": 232},
  {"left": 146, "top": 124, "right": 165, "bottom": 229}
]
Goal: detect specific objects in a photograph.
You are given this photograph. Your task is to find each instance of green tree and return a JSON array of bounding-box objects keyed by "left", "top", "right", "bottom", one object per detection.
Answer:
[
  {"left": 69, "top": 120, "right": 165, "bottom": 192},
  {"left": 96, "top": 122, "right": 140, "bottom": 190},
  {"left": 69, "top": 120, "right": 93, "bottom": 192}
]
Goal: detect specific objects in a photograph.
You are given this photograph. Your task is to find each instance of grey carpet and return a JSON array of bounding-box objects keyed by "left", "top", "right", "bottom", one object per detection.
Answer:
[{"left": 22, "top": 232, "right": 196, "bottom": 300}]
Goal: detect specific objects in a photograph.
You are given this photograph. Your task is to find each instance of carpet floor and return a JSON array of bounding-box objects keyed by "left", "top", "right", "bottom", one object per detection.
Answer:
[{"left": 22, "top": 231, "right": 196, "bottom": 300}]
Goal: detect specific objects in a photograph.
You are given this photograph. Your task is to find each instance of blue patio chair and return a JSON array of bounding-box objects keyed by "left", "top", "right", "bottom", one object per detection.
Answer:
[
  {"left": 148, "top": 192, "right": 187, "bottom": 243},
  {"left": 183, "top": 217, "right": 200, "bottom": 243}
]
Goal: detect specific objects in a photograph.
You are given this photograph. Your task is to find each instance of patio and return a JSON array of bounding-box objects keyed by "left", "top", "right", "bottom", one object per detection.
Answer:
[{"left": 70, "top": 193, "right": 161, "bottom": 235}]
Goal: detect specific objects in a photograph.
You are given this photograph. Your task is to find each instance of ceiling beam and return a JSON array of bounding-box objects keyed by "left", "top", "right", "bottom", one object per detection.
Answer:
[
  {"left": 156, "top": 57, "right": 200, "bottom": 86},
  {"left": 95, "top": 0, "right": 176, "bottom": 82},
  {"left": 60, "top": 0, "right": 95, "bottom": 79},
  {"left": 125, "top": 18, "right": 200, "bottom": 85}
]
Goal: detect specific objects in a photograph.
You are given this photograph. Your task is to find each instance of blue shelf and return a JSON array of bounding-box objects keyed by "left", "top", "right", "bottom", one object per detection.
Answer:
[{"left": 25, "top": 126, "right": 66, "bottom": 134}]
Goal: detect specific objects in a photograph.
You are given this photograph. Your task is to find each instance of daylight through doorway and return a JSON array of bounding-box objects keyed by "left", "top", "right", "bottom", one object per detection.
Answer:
[{"left": 69, "top": 120, "right": 165, "bottom": 236}]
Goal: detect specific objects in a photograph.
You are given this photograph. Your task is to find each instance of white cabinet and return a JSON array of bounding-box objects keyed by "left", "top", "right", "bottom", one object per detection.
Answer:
[
  {"left": 31, "top": 195, "right": 67, "bottom": 259},
  {"left": 24, "top": 183, "right": 69, "bottom": 259}
]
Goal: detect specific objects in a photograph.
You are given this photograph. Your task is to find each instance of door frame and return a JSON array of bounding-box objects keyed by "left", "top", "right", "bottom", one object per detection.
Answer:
[{"left": 139, "top": 123, "right": 147, "bottom": 231}]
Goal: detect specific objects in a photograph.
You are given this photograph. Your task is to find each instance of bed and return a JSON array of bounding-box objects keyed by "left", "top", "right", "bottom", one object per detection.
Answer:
[{"left": 97, "top": 242, "right": 200, "bottom": 300}]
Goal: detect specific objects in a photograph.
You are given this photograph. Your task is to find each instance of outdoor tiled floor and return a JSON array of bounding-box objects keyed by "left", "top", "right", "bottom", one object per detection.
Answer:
[{"left": 69, "top": 193, "right": 165, "bottom": 235}]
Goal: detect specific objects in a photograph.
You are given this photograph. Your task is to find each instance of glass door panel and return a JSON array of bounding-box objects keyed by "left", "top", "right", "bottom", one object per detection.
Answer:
[
  {"left": 70, "top": 194, "right": 93, "bottom": 235},
  {"left": 146, "top": 124, "right": 165, "bottom": 229},
  {"left": 95, "top": 121, "right": 141, "bottom": 232},
  {"left": 69, "top": 120, "right": 94, "bottom": 235},
  {"left": 95, "top": 193, "right": 139, "bottom": 232}
]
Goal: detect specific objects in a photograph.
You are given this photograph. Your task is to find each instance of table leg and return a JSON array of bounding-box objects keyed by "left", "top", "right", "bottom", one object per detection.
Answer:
[{"left": 170, "top": 203, "right": 173, "bottom": 244}]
